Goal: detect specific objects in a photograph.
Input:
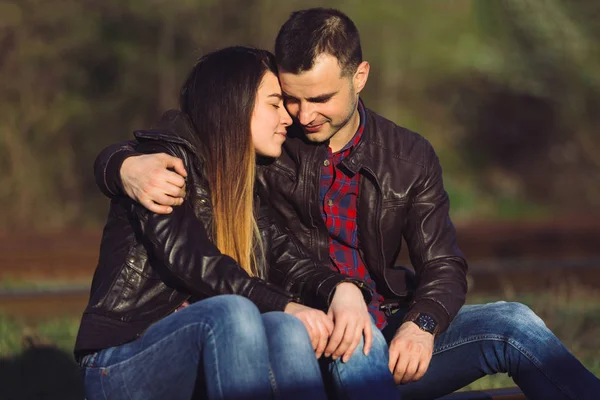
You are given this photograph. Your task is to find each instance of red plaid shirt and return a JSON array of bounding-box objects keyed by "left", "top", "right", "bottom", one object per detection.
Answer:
[{"left": 320, "top": 102, "right": 387, "bottom": 328}]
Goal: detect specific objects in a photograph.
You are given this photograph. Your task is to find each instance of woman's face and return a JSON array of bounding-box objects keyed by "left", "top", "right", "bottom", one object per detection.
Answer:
[{"left": 250, "top": 71, "right": 293, "bottom": 157}]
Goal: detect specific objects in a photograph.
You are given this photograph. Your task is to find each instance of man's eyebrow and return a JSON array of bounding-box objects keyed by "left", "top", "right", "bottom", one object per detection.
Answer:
[
  {"left": 306, "top": 91, "right": 337, "bottom": 102},
  {"left": 281, "top": 91, "right": 337, "bottom": 102}
]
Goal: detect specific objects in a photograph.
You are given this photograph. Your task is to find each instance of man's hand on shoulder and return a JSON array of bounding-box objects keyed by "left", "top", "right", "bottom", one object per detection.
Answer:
[
  {"left": 325, "top": 282, "right": 373, "bottom": 363},
  {"left": 120, "top": 153, "right": 187, "bottom": 214},
  {"left": 388, "top": 321, "right": 434, "bottom": 385}
]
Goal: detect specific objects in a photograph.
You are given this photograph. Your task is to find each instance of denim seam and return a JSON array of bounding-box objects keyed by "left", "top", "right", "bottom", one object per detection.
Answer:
[
  {"left": 268, "top": 366, "right": 278, "bottom": 397},
  {"left": 433, "top": 334, "right": 576, "bottom": 400},
  {"left": 203, "top": 323, "right": 224, "bottom": 399},
  {"left": 99, "top": 368, "right": 109, "bottom": 400},
  {"left": 329, "top": 360, "right": 351, "bottom": 399},
  {"left": 120, "top": 375, "right": 134, "bottom": 400}
]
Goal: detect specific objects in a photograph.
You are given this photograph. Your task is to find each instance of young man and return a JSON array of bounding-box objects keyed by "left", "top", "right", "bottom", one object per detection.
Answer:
[{"left": 95, "top": 8, "right": 600, "bottom": 399}]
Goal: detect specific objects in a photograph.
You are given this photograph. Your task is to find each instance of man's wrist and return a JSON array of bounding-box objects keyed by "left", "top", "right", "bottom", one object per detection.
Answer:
[
  {"left": 405, "top": 312, "right": 439, "bottom": 336},
  {"left": 336, "top": 281, "right": 361, "bottom": 292},
  {"left": 331, "top": 280, "right": 368, "bottom": 303},
  {"left": 111, "top": 151, "right": 141, "bottom": 196},
  {"left": 119, "top": 155, "right": 138, "bottom": 195}
]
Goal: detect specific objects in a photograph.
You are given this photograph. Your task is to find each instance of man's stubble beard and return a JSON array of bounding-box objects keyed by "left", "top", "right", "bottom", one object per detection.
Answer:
[{"left": 305, "top": 87, "right": 359, "bottom": 145}]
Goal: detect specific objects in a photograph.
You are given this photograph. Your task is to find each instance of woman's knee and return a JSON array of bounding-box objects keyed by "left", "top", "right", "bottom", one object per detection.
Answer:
[
  {"left": 185, "top": 295, "right": 265, "bottom": 343},
  {"left": 350, "top": 320, "right": 389, "bottom": 362},
  {"left": 262, "top": 312, "right": 312, "bottom": 348},
  {"left": 206, "top": 294, "right": 259, "bottom": 318}
]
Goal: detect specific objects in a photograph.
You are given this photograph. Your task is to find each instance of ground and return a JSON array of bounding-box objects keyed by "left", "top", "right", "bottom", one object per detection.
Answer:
[{"left": 0, "top": 219, "right": 599, "bottom": 397}]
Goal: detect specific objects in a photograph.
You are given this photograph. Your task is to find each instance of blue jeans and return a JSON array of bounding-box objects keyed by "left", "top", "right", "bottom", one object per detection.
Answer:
[
  {"left": 330, "top": 301, "right": 600, "bottom": 399},
  {"left": 392, "top": 302, "right": 600, "bottom": 399},
  {"left": 319, "top": 322, "right": 401, "bottom": 400},
  {"left": 80, "top": 295, "right": 326, "bottom": 400}
]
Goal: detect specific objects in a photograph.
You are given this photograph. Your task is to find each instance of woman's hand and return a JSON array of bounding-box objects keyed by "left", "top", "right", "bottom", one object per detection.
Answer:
[{"left": 285, "top": 302, "right": 334, "bottom": 358}]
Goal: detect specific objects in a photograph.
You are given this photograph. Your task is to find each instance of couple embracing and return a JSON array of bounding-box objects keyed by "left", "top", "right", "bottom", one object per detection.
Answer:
[{"left": 76, "top": 8, "right": 599, "bottom": 400}]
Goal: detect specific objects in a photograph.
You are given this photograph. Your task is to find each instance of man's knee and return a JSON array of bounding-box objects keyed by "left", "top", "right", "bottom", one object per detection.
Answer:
[{"left": 486, "top": 301, "right": 549, "bottom": 336}]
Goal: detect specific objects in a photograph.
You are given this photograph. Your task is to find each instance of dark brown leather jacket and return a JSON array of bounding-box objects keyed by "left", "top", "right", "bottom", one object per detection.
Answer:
[
  {"left": 93, "top": 105, "right": 468, "bottom": 335},
  {"left": 256, "top": 105, "right": 468, "bottom": 334},
  {"left": 76, "top": 111, "right": 368, "bottom": 358}
]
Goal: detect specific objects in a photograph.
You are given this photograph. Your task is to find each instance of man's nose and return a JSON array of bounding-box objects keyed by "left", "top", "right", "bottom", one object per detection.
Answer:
[{"left": 297, "top": 103, "right": 314, "bottom": 125}]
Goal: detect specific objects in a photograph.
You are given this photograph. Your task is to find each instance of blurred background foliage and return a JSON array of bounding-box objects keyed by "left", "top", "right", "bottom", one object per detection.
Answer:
[{"left": 1, "top": 0, "right": 599, "bottom": 231}]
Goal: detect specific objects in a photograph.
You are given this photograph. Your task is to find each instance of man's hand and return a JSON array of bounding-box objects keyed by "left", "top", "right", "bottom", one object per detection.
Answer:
[
  {"left": 285, "top": 302, "right": 334, "bottom": 358},
  {"left": 388, "top": 321, "right": 434, "bottom": 384},
  {"left": 120, "top": 154, "right": 187, "bottom": 214},
  {"left": 324, "top": 282, "right": 372, "bottom": 363}
]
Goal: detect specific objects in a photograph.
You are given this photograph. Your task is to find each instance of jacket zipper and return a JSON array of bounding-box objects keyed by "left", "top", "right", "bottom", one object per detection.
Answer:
[
  {"left": 364, "top": 166, "right": 409, "bottom": 297},
  {"left": 362, "top": 166, "right": 387, "bottom": 280},
  {"left": 309, "top": 146, "right": 330, "bottom": 260}
]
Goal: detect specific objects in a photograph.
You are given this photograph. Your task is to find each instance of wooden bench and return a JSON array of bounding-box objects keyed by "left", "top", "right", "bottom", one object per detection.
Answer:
[{"left": 440, "top": 387, "right": 526, "bottom": 399}]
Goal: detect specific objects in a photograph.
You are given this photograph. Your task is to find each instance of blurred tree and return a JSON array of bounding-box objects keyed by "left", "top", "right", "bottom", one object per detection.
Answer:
[
  {"left": 0, "top": 0, "right": 598, "bottom": 231},
  {"left": 0, "top": 0, "right": 95, "bottom": 228},
  {"left": 456, "top": 0, "right": 600, "bottom": 212}
]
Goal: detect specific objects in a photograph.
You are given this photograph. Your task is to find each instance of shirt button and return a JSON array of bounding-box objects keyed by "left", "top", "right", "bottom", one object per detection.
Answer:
[
  {"left": 324, "top": 160, "right": 330, "bottom": 167},
  {"left": 327, "top": 199, "right": 333, "bottom": 207}
]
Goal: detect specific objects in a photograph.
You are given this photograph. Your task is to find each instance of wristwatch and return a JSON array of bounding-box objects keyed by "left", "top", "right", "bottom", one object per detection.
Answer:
[{"left": 406, "top": 312, "right": 439, "bottom": 336}]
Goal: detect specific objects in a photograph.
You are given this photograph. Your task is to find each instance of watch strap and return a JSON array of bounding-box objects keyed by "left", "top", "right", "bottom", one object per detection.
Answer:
[{"left": 405, "top": 312, "right": 440, "bottom": 336}]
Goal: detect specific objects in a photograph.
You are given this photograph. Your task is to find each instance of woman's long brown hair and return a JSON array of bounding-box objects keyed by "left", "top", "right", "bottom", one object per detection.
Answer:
[{"left": 179, "top": 47, "right": 277, "bottom": 277}]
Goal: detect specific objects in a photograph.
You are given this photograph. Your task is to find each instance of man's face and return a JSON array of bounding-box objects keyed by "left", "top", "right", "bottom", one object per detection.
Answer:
[{"left": 279, "top": 54, "right": 368, "bottom": 145}]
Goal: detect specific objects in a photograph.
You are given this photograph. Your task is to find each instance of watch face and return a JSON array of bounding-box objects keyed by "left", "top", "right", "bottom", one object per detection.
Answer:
[{"left": 415, "top": 313, "right": 437, "bottom": 334}]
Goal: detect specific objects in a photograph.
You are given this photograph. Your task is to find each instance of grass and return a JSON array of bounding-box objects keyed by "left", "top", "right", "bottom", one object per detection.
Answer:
[
  {"left": 0, "top": 277, "right": 90, "bottom": 291},
  {"left": 0, "top": 315, "right": 80, "bottom": 357},
  {"left": 1, "top": 285, "right": 599, "bottom": 391}
]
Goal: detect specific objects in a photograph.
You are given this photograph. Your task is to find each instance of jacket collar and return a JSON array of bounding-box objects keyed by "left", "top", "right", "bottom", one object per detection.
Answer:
[{"left": 338, "top": 100, "right": 373, "bottom": 175}]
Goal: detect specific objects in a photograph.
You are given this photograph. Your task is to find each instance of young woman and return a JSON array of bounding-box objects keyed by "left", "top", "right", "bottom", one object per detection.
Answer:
[{"left": 75, "top": 47, "right": 368, "bottom": 400}]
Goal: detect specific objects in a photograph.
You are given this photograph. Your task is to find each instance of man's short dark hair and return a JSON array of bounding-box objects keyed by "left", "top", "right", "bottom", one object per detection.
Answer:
[{"left": 275, "top": 8, "right": 362, "bottom": 77}]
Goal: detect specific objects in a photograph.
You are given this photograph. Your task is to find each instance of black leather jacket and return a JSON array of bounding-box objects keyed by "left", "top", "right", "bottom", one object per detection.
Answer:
[
  {"left": 93, "top": 104, "right": 468, "bottom": 335},
  {"left": 75, "top": 111, "right": 369, "bottom": 357},
  {"left": 256, "top": 105, "right": 468, "bottom": 334}
]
